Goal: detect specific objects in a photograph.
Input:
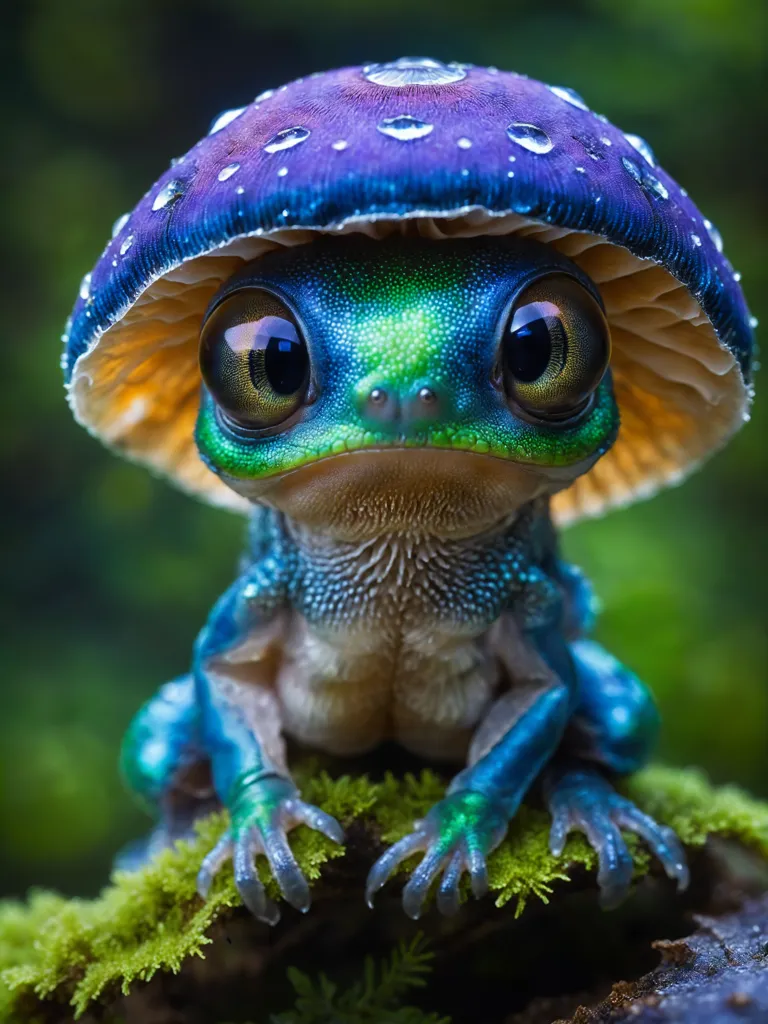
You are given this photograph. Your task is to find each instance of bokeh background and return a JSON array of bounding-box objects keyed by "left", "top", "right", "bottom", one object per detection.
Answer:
[{"left": 1, "top": 0, "right": 765, "bottom": 899}]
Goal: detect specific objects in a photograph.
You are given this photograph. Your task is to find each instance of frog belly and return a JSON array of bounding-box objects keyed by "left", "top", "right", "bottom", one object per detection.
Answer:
[{"left": 275, "top": 616, "right": 498, "bottom": 760}]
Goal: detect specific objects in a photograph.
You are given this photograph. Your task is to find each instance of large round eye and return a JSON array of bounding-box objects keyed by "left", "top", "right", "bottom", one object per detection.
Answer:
[
  {"left": 199, "top": 289, "right": 310, "bottom": 429},
  {"left": 500, "top": 274, "right": 610, "bottom": 420}
]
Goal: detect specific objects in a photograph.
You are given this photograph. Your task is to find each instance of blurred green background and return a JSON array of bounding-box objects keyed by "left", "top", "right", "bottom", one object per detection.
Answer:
[{"left": 1, "top": 0, "right": 765, "bottom": 899}]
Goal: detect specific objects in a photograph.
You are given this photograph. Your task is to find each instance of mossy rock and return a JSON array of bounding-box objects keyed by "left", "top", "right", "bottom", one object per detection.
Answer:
[{"left": 1, "top": 765, "right": 767, "bottom": 1023}]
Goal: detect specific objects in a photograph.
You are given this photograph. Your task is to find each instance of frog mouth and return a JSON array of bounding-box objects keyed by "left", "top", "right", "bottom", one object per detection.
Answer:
[{"left": 222, "top": 447, "right": 595, "bottom": 539}]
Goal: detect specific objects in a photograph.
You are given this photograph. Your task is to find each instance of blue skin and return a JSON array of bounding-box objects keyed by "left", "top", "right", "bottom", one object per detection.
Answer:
[{"left": 118, "top": 238, "right": 688, "bottom": 922}]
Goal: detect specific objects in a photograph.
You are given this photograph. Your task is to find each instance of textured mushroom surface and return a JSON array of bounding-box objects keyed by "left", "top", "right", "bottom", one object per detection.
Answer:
[{"left": 63, "top": 58, "right": 756, "bottom": 523}]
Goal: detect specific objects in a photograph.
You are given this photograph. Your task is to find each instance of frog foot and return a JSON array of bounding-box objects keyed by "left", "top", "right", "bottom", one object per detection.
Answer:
[
  {"left": 366, "top": 790, "right": 509, "bottom": 920},
  {"left": 196, "top": 773, "right": 344, "bottom": 925},
  {"left": 544, "top": 763, "right": 690, "bottom": 909}
]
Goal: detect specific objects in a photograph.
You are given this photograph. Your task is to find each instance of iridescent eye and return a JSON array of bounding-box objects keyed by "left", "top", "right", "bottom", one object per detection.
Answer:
[
  {"left": 199, "top": 289, "right": 310, "bottom": 429},
  {"left": 500, "top": 274, "right": 610, "bottom": 420}
]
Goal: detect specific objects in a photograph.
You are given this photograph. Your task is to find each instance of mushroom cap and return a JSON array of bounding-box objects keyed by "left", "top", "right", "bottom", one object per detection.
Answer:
[{"left": 63, "top": 58, "right": 755, "bottom": 525}]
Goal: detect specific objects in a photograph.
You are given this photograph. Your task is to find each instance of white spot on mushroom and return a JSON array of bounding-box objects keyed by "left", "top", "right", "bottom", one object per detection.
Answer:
[
  {"left": 255, "top": 89, "right": 274, "bottom": 103},
  {"left": 377, "top": 115, "right": 434, "bottom": 141},
  {"left": 208, "top": 106, "right": 247, "bottom": 135},
  {"left": 507, "top": 170, "right": 515, "bottom": 178},
  {"left": 461, "top": 168, "right": 469, "bottom": 176},
  {"left": 152, "top": 179, "right": 185, "bottom": 211},
  {"left": 264, "top": 127, "right": 311, "bottom": 153},
  {"left": 79, "top": 272, "right": 91, "bottom": 301},
  {"left": 331, "top": 139, "right": 349, "bottom": 151},
  {"left": 749, "top": 315, "right": 759, "bottom": 329},
  {"left": 600, "top": 136, "right": 612, "bottom": 146},
  {"left": 119, "top": 234, "right": 134, "bottom": 256},
  {"left": 575, "top": 166, "right": 586, "bottom": 173},
  {"left": 703, "top": 217, "right": 724, "bottom": 253},
  {"left": 506, "top": 123, "right": 553, "bottom": 154},
  {"left": 218, "top": 163, "right": 240, "bottom": 182},
  {"left": 733, "top": 271, "right": 742, "bottom": 282},
  {"left": 508, "top": 155, "right": 516, "bottom": 162},
  {"left": 277, "top": 166, "right": 288, "bottom": 177},
  {"left": 549, "top": 85, "right": 589, "bottom": 110},
  {"left": 281, "top": 208, "right": 289, "bottom": 217},
  {"left": 691, "top": 233, "right": 702, "bottom": 247},
  {"left": 235, "top": 185, "right": 245, "bottom": 195},
  {"left": 457, "top": 137, "right": 472, "bottom": 149},
  {"left": 111, "top": 213, "right": 129, "bottom": 238},
  {"left": 363, "top": 57, "right": 466, "bottom": 87}
]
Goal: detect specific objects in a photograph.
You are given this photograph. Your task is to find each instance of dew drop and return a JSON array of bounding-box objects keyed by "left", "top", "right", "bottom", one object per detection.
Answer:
[
  {"left": 235, "top": 185, "right": 245, "bottom": 195},
  {"left": 506, "top": 122, "right": 553, "bottom": 154},
  {"left": 749, "top": 315, "right": 758, "bottom": 329},
  {"left": 363, "top": 57, "right": 467, "bottom": 88},
  {"left": 691, "top": 233, "right": 702, "bottom": 247},
  {"left": 264, "top": 126, "right": 311, "bottom": 153},
  {"left": 152, "top": 179, "right": 186, "bottom": 211},
  {"left": 624, "top": 133, "right": 656, "bottom": 167},
  {"left": 621, "top": 156, "right": 668, "bottom": 200},
  {"left": 600, "top": 136, "right": 612, "bottom": 146},
  {"left": 255, "top": 88, "right": 274, "bottom": 103},
  {"left": 703, "top": 217, "right": 724, "bottom": 253},
  {"left": 119, "top": 234, "right": 134, "bottom": 256},
  {"left": 79, "top": 272, "right": 91, "bottom": 301},
  {"left": 331, "top": 139, "right": 349, "bottom": 151},
  {"left": 277, "top": 166, "right": 288, "bottom": 177},
  {"left": 733, "top": 270, "right": 742, "bottom": 282},
  {"left": 208, "top": 106, "right": 246, "bottom": 135},
  {"left": 111, "top": 213, "right": 129, "bottom": 238},
  {"left": 377, "top": 115, "right": 434, "bottom": 141},
  {"left": 549, "top": 85, "right": 589, "bottom": 110},
  {"left": 217, "top": 163, "right": 240, "bottom": 182},
  {"left": 457, "top": 136, "right": 472, "bottom": 149}
]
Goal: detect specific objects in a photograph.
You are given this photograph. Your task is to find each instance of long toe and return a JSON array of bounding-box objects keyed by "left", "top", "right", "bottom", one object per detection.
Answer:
[{"left": 365, "top": 833, "right": 425, "bottom": 908}]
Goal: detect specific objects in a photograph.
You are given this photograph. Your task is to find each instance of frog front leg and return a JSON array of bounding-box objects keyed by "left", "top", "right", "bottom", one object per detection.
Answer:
[
  {"left": 194, "top": 564, "right": 344, "bottom": 924},
  {"left": 366, "top": 623, "right": 575, "bottom": 919},
  {"left": 543, "top": 639, "right": 689, "bottom": 908}
]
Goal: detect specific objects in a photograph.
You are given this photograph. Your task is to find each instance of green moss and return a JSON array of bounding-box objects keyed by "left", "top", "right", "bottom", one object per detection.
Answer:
[{"left": 1, "top": 766, "right": 766, "bottom": 1022}]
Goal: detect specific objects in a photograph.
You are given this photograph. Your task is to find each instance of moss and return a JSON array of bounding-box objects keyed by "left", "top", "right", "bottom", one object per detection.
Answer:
[{"left": 0, "top": 766, "right": 766, "bottom": 1022}]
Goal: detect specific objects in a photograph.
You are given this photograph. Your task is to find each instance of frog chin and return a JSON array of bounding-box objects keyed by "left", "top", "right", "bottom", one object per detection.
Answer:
[{"left": 218, "top": 447, "right": 600, "bottom": 541}]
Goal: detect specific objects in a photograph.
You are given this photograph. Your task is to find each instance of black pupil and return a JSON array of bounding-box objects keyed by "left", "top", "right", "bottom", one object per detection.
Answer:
[
  {"left": 505, "top": 315, "right": 554, "bottom": 383},
  {"left": 250, "top": 318, "right": 308, "bottom": 395}
]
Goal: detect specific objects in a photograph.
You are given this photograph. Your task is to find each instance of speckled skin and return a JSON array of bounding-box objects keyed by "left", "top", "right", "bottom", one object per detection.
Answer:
[{"left": 118, "top": 235, "right": 689, "bottom": 922}]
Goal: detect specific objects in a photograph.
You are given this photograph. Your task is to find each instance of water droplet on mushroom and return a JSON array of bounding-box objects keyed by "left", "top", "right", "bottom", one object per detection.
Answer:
[
  {"left": 377, "top": 115, "right": 434, "bottom": 141},
  {"left": 218, "top": 163, "right": 240, "bottom": 182},
  {"left": 600, "top": 136, "right": 612, "bottom": 146},
  {"left": 111, "top": 213, "right": 129, "bottom": 238},
  {"left": 208, "top": 106, "right": 246, "bottom": 135},
  {"left": 703, "top": 218, "right": 724, "bottom": 253},
  {"left": 277, "top": 166, "right": 288, "bottom": 177},
  {"left": 119, "top": 234, "right": 134, "bottom": 256},
  {"left": 575, "top": 166, "right": 586, "bottom": 173},
  {"left": 461, "top": 168, "right": 470, "bottom": 177},
  {"left": 79, "top": 272, "right": 91, "bottom": 301},
  {"left": 152, "top": 179, "right": 186, "bottom": 211},
  {"left": 363, "top": 57, "right": 466, "bottom": 87},
  {"left": 621, "top": 156, "right": 668, "bottom": 200},
  {"left": 255, "top": 88, "right": 274, "bottom": 103},
  {"left": 507, "top": 170, "right": 515, "bottom": 178},
  {"left": 264, "top": 126, "right": 311, "bottom": 153},
  {"left": 332, "top": 139, "right": 349, "bottom": 151},
  {"left": 733, "top": 270, "right": 742, "bottom": 282},
  {"left": 506, "top": 123, "right": 553, "bottom": 154},
  {"left": 691, "top": 233, "right": 702, "bottom": 247},
  {"left": 457, "top": 136, "right": 472, "bottom": 149},
  {"left": 235, "top": 185, "right": 245, "bottom": 195},
  {"left": 508, "top": 155, "right": 516, "bottom": 163},
  {"left": 749, "top": 315, "right": 759, "bottom": 329},
  {"left": 549, "top": 85, "right": 589, "bottom": 110},
  {"left": 624, "top": 133, "right": 656, "bottom": 167}
]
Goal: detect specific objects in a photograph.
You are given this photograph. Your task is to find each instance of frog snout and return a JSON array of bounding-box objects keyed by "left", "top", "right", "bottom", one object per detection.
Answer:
[{"left": 360, "top": 383, "right": 444, "bottom": 428}]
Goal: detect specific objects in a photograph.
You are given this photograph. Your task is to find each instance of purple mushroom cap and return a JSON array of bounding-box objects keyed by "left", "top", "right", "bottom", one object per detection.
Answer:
[{"left": 63, "top": 57, "right": 755, "bottom": 524}]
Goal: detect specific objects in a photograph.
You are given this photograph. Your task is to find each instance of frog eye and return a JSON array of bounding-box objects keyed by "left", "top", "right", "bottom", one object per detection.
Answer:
[
  {"left": 199, "top": 289, "right": 310, "bottom": 430},
  {"left": 499, "top": 274, "right": 610, "bottom": 421}
]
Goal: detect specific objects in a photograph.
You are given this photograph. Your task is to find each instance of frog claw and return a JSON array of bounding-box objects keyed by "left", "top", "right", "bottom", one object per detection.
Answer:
[
  {"left": 545, "top": 764, "right": 689, "bottom": 909},
  {"left": 365, "top": 833, "right": 426, "bottom": 908}
]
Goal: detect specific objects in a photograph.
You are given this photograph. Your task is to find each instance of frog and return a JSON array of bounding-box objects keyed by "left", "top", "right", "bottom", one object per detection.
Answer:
[
  {"left": 118, "top": 233, "right": 687, "bottom": 923},
  {"left": 64, "top": 59, "right": 753, "bottom": 926}
]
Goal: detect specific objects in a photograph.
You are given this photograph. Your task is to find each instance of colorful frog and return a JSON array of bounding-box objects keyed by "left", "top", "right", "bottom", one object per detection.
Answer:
[{"left": 63, "top": 59, "right": 755, "bottom": 923}]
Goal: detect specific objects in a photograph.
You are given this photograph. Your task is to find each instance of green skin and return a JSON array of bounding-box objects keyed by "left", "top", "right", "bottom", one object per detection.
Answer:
[{"left": 120, "top": 236, "right": 688, "bottom": 923}]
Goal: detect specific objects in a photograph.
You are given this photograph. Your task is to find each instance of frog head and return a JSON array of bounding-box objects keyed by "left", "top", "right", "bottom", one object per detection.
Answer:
[
  {"left": 62, "top": 59, "right": 754, "bottom": 531},
  {"left": 195, "top": 235, "right": 617, "bottom": 537}
]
